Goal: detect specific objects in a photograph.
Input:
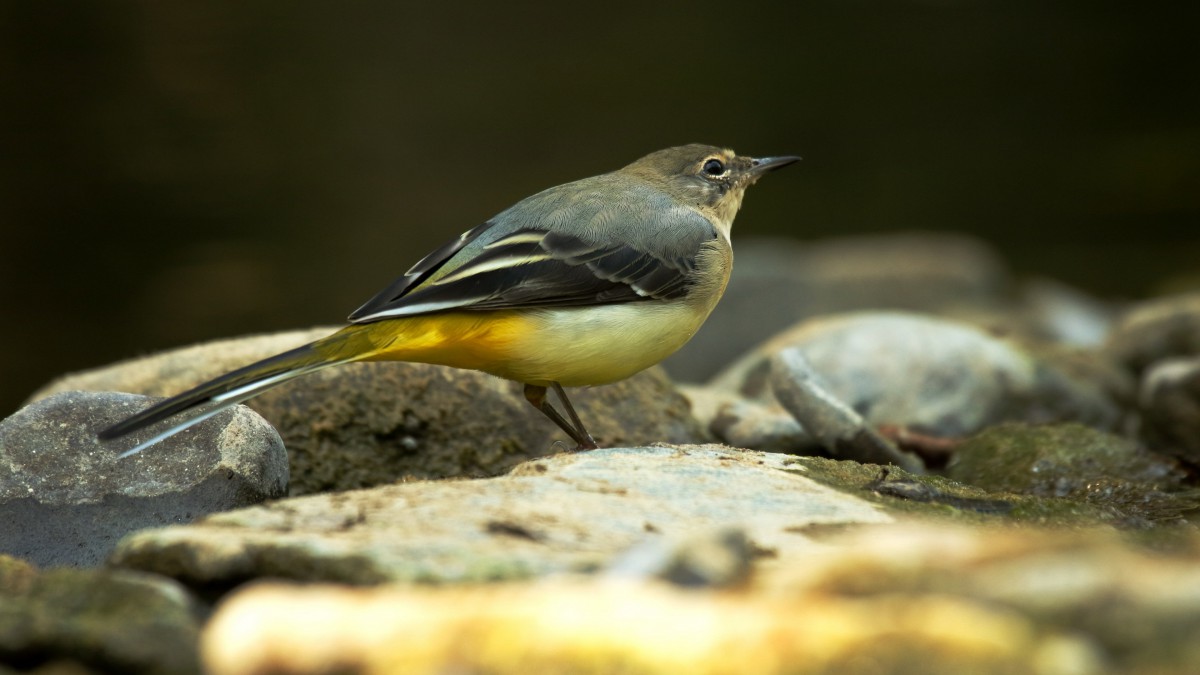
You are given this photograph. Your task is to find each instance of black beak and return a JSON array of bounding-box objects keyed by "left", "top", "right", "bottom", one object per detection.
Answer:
[{"left": 747, "top": 155, "right": 802, "bottom": 176}]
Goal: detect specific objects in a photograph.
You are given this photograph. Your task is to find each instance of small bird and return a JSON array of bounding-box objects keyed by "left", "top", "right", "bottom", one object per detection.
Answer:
[{"left": 100, "top": 144, "right": 798, "bottom": 456}]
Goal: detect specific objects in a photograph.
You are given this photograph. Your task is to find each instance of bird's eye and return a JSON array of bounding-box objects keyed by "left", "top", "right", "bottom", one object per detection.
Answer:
[{"left": 702, "top": 158, "right": 726, "bottom": 176}]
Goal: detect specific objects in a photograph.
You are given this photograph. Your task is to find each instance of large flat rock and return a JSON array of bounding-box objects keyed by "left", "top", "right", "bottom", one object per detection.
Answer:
[
  {"left": 198, "top": 524, "right": 1200, "bottom": 675},
  {"left": 110, "top": 445, "right": 892, "bottom": 585}
]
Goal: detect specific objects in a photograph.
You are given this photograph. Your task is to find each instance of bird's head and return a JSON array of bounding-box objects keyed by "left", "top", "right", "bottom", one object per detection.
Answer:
[{"left": 621, "top": 144, "right": 799, "bottom": 228}]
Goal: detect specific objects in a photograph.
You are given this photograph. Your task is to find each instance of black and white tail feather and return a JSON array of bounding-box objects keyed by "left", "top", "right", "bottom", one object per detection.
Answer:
[{"left": 98, "top": 342, "right": 352, "bottom": 458}]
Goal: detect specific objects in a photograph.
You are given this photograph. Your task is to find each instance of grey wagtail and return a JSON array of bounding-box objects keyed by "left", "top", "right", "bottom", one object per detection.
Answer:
[{"left": 99, "top": 144, "right": 798, "bottom": 456}]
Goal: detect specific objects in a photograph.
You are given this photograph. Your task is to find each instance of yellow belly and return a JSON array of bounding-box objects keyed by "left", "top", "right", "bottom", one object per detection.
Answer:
[
  {"left": 493, "top": 303, "right": 710, "bottom": 386},
  {"left": 343, "top": 302, "right": 709, "bottom": 387}
]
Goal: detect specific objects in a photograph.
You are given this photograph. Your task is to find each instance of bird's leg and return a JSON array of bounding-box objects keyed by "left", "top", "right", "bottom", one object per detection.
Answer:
[
  {"left": 550, "top": 382, "right": 598, "bottom": 449},
  {"left": 523, "top": 383, "right": 599, "bottom": 451}
]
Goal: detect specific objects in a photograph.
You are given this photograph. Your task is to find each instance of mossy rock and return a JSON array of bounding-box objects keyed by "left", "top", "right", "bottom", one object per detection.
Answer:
[{"left": 946, "top": 423, "right": 1196, "bottom": 525}]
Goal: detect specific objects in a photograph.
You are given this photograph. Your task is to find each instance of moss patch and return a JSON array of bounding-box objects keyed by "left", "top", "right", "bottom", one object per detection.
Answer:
[{"left": 784, "top": 447, "right": 1199, "bottom": 548}]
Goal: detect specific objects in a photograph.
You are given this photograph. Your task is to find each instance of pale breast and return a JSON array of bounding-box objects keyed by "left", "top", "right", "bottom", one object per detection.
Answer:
[{"left": 487, "top": 301, "right": 713, "bottom": 386}]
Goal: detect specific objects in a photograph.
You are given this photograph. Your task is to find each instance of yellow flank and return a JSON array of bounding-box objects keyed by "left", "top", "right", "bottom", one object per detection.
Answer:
[
  {"left": 319, "top": 311, "right": 534, "bottom": 372},
  {"left": 310, "top": 301, "right": 714, "bottom": 388}
]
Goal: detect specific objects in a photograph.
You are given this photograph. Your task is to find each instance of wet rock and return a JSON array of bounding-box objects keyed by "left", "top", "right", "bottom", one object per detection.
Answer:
[
  {"left": 799, "top": 456, "right": 1117, "bottom": 526},
  {"left": 1106, "top": 291, "right": 1200, "bottom": 373},
  {"left": 663, "top": 233, "right": 1011, "bottom": 383},
  {"left": 701, "top": 312, "right": 1121, "bottom": 454},
  {"left": 864, "top": 468, "right": 1015, "bottom": 515},
  {"left": 946, "top": 423, "right": 1189, "bottom": 525},
  {"left": 0, "top": 562, "right": 202, "bottom": 675},
  {"left": 30, "top": 328, "right": 708, "bottom": 495},
  {"left": 1139, "top": 356, "right": 1200, "bottom": 465},
  {"left": 0, "top": 391, "right": 287, "bottom": 567},
  {"left": 108, "top": 445, "right": 891, "bottom": 587}
]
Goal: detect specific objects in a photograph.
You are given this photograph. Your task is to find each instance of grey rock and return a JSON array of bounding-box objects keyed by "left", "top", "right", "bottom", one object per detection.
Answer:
[
  {"left": 108, "top": 445, "right": 891, "bottom": 586},
  {"left": 713, "top": 313, "right": 1038, "bottom": 433},
  {"left": 1019, "top": 342, "right": 1134, "bottom": 425},
  {"left": 1106, "top": 291, "right": 1200, "bottom": 373},
  {"left": 663, "top": 233, "right": 1011, "bottom": 382},
  {"left": 1018, "top": 277, "right": 1116, "bottom": 347},
  {"left": 701, "top": 312, "right": 1121, "bottom": 452},
  {"left": 0, "top": 560, "right": 202, "bottom": 675},
  {"left": 769, "top": 349, "right": 923, "bottom": 472},
  {"left": 1139, "top": 356, "right": 1200, "bottom": 465},
  {"left": 707, "top": 396, "right": 810, "bottom": 453},
  {"left": 30, "top": 328, "right": 709, "bottom": 495},
  {"left": 0, "top": 391, "right": 287, "bottom": 567}
]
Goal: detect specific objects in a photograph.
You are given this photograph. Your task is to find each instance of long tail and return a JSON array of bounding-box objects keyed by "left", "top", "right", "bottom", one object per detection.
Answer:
[{"left": 98, "top": 325, "right": 380, "bottom": 458}]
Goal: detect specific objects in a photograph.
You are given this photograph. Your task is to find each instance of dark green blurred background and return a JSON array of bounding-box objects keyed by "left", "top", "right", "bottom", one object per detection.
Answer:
[{"left": 2, "top": 1, "right": 1198, "bottom": 416}]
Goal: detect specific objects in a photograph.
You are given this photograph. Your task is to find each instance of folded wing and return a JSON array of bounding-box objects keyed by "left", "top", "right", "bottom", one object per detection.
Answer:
[{"left": 348, "top": 209, "right": 716, "bottom": 323}]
